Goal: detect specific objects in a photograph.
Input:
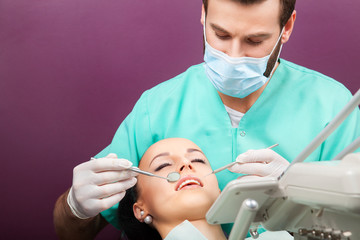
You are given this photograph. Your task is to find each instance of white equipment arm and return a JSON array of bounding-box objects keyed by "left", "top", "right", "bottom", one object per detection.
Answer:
[{"left": 206, "top": 153, "right": 360, "bottom": 240}]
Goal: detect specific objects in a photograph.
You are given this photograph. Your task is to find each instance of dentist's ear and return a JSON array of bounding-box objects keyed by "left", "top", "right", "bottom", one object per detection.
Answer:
[
  {"left": 201, "top": 4, "right": 205, "bottom": 25},
  {"left": 281, "top": 10, "right": 296, "bottom": 44}
]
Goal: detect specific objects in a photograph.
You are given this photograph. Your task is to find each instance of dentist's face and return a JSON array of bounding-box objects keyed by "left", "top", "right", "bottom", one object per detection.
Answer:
[
  {"left": 134, "top": 138, "right": 220, "bottom": 227},
  {"left": 202, "top": 0, "right": 285, "bottom": 58}
]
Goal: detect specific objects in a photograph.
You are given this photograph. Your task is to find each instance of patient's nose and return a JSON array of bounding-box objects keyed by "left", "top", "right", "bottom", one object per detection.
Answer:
[{"left": 179, "top": 158, "right": 193, "bottom": 172}]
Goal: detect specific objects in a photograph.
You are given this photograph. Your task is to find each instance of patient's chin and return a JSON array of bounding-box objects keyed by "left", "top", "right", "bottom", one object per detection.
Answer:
[{"left": 171, "top": 192, "right": 215, "bottom": 219}]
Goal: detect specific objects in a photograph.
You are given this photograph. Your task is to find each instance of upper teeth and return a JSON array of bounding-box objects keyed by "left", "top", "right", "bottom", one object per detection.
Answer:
[{"left": 177, "top": 179, "right": 200, "bottom": 191}]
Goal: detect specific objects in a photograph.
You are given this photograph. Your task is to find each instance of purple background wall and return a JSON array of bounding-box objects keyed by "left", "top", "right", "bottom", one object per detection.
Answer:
[{"left": 1, "top": 0, "right": 359, "bottom": 239}]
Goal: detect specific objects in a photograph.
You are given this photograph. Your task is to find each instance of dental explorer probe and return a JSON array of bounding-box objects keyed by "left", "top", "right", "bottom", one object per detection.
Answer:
[
  {"left": 128, "top": 167, "right": 180, "bottom": 183},
  {"left": 90, "top": 157, "right": 180, "bottom": 182},
  {"left": 203, "top": 143, "right": 279, "bottom": 177}
]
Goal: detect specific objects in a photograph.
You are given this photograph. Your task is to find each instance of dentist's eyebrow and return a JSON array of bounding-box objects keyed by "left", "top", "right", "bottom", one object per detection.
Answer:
[
  {"left": 210, "top": 23, "right": 230, "bottom": 35},
  {"left": 149, "top": 152, "right": 169, "bottom": 167},
  {"left": 210, "top": 23, "right": 271, "bottom": 39},
  {"left": 246, "top": 32, "right": 272, "bottom": 39}
]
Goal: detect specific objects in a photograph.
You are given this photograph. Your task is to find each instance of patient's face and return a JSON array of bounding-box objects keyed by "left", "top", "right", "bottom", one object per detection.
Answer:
[{"left": 134, "top": 138, "right": 220, "bottom": 225}]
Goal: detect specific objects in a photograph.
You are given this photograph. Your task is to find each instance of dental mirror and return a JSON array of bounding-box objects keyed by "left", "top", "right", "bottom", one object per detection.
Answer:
[{"left": 166, "top": 171, "right": 181, "bottom": 182}]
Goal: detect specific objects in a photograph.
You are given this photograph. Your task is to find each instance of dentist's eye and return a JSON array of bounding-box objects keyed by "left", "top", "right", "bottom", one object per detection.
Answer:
[
  {"left": 191, "top": 158, "right": 206, "bottom": 164},
  {"left": 155, "top": 163, "right": 172, "bottom": 171},
  {"left": 247, "top": 38, "right": 263, "bottom": 45},
  {"left": 215, "top": 33, "right": 230, "bottom": 40}
]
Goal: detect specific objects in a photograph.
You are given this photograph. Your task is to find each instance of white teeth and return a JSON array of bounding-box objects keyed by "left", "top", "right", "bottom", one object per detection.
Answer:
[{"left": 177, "top": 179, "right": 200, "bottom": 191}]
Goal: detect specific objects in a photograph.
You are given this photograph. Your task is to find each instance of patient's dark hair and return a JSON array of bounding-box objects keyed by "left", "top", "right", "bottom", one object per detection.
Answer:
[{"left": 118, "top": 186, "right": 162, "bottom": 240}]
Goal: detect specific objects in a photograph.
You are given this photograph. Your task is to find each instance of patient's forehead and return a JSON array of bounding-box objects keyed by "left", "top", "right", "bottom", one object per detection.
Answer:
[{"left": 140, "top": 138, "right": 202, "bottom": 165}]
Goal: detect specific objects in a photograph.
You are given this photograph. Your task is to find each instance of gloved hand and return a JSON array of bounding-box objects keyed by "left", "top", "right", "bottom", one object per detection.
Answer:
[
  {"left": 67, "top": 153, "right": 137, "bottom": 219},
  {"left": 228, "top": 149, "right": 289, "bottom": 178}
]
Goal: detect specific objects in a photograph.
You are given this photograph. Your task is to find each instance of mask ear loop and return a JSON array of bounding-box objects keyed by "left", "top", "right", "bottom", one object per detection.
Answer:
[
  {"left": 269, "top": 28, "right": 285, "bottom": 56},
  {"left": 203, "top": 14, "right": 209, "bottom": 44}
]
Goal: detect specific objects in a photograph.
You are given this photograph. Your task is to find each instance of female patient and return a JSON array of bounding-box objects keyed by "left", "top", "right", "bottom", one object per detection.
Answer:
[{"left": 118, "top": 138, "right": 227, "bottom": 240}]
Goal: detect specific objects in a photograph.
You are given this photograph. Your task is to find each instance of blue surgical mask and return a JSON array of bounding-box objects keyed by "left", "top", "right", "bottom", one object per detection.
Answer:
[{"left": 203, "top": 17, "right": 284, "bottom": 98}]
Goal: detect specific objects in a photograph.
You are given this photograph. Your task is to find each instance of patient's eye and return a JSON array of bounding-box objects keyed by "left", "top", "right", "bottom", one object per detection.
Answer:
[
  {"left": 155, "top": 163, "right": 172, "bottom": 171},
  {"left": 191, "top": 158, "right": 206, "bottom": 164}
]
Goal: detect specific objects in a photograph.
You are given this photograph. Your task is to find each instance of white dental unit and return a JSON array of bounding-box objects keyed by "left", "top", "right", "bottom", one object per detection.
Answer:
[{"left": 206, "top": 89, "right": 360, "bottom": 240}]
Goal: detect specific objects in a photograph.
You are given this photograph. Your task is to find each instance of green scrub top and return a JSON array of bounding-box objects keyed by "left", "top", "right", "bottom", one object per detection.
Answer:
[{"left": 96, "top": 59, "right": 360, "bottom": 230}]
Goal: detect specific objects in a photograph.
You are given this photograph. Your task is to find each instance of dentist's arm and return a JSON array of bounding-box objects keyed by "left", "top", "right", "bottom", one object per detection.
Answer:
[
  {"left": 229, "top": 149, "right": 289, "bottom": 178},
  {"left": 53, "top": 188, "right": 108, "bottom": 240},
  {"left": 53, "top": 154, "right": 137, "bottom": 239}
]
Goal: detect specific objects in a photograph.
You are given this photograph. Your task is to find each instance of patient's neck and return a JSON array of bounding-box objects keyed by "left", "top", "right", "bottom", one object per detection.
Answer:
[
  {"left": 156, "top": 219, "right": 226, "bottom": 240},
  {"left": 190, "top": 219, "right": 227, "bottom": 240}
]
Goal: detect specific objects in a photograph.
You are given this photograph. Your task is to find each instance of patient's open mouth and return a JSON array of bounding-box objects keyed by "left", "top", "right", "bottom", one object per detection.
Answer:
[{"left": 175, "top": 176, "right": 203, "bottom": 191}]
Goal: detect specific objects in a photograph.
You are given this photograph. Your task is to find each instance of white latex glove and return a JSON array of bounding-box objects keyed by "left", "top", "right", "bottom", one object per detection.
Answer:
[
  {"left": 228, "top": 149, "right": 289, "bottom": 178},
  {"left": 67, "top": 153, "right": 137, "bottom": 219}
]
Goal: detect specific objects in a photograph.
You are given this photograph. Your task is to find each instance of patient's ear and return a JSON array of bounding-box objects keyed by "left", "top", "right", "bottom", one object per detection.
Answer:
[{"left": 133, "top": 202, "right": 145, "bottom": 221}]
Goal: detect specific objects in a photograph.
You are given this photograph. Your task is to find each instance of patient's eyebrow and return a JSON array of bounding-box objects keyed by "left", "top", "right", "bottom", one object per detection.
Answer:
[
  {"left": 149, "top": 152, "right": 169, "bottom": 166},
  {"left": 187, "top": 148, "right": 204, "bottom": 154}
]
